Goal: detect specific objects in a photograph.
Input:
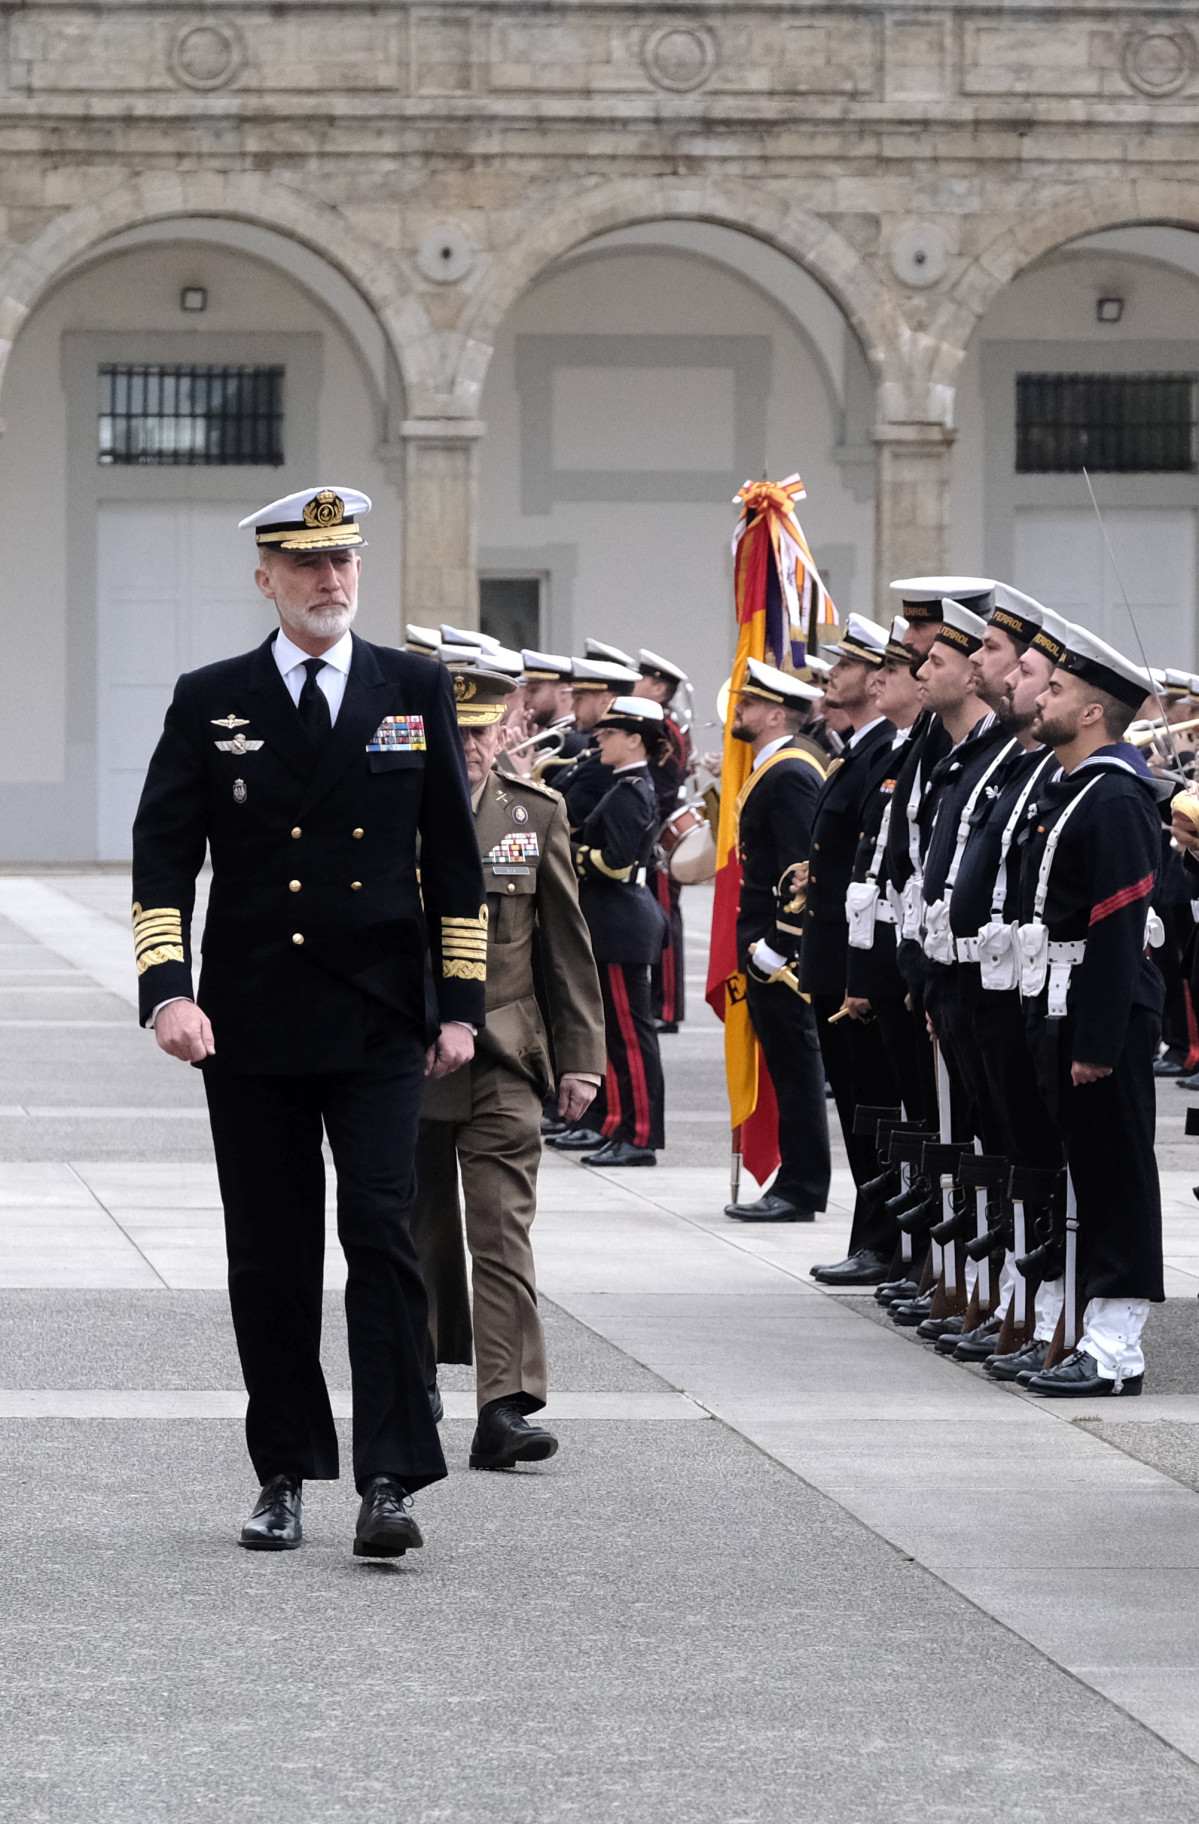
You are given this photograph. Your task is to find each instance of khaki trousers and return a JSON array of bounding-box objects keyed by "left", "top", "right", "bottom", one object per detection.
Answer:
[{"left": 411, "top": 1056, "right": 548, "bottom": 1413}]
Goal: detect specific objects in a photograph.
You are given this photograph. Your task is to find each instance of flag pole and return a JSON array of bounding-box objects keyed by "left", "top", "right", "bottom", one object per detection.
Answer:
[{"left": 730, "top": 1124, "right": 743, "bottom": 1205}]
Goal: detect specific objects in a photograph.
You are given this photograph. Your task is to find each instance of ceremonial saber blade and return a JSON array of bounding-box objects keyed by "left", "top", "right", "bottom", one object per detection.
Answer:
[
  {"left": 1082, "top": 467, "right": 1182, "bottom": 772},
  {"left": 1063, "top": 1169, "right": 1080, "bottom": 1352},
  {"left": 730, "top": 1123, "right": 743, "bottom": 1205}
]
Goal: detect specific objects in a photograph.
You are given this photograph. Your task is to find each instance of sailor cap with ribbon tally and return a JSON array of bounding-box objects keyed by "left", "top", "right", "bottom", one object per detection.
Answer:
[
  {"left": 638, "top": 648, "right": 690, "bottom": 688},
  {"left": 442, "top": 623, "right": 500, "bottom": 651},
  {"left": 406, "top": 623, "right": 441, "bottom": 656},
  {"left": 585, "top": 638, "right": 637, "bottom": 668},
  {"left": 451, "top": 667, "right": 518, "bottom": 727},
  {"left": 885, "top": 615, "right": 912, "bottom": 662},
  {"left": 571, "top": 656, "right": 640, "bottom": 691},
  {"left": 240, "top": 487, "right": 370, "bottom": 551},
  {"left": 1056, "top": 624, "right": 1153, "bottom": 711},
  {"left": 934, "top": 598, "right": 989, "bottom": 656},
  {"left": 738, "top": 657, "right": 825, "bottom": 707},
  {"left": 822, "top": 613, "right": 889, "bottom": 667},
  {"left": 596, "top": 696, "right": 667, "bottom": 737},
  {"left": 521, "top": 648, "right": 574, "bottom": 683},
  {"left": 889, "top": 574, "right": 996, "bottom": 622},
  {"left": 989, "top": 582, "right": 1045, "bottom": 646},
  {"left": 1029, "top": 607, "right": 1072, "bottom": 667}
]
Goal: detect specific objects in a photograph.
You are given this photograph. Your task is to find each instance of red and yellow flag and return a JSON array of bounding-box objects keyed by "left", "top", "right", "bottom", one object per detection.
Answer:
[{"left": 704, "top": 475, "right": 836, "bottom": 1185}]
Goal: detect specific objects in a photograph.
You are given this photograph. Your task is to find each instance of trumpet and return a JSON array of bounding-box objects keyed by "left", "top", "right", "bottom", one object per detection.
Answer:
[
  {"left": 502, "top": 715, "right": 575, "bottom": 758},
  {"left": 1128, "top": 714, "right": 1199, "bottom": 748}
]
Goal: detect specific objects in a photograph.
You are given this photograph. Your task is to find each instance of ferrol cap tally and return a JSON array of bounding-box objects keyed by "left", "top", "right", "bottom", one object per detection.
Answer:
[
  {"left": 738, "top": 657, "right": 825, "bottom": 708},
  {"left": 1056, "top": 624, "right": 1153, "bottom": 712},
  {"left": 240, "top": 487, "right": 370, "bottom": 551},
  {"left": 890, "top": 574, "right": 996, "bottom": 623},
  {"left": 451, "top": 667, "right": 518, "bottom": 728},
  {"left": 989, "top": 582, "right": 1045, "bottom": 647},
  {"left": 521, "top": 648, "right": 574, "bottom": 682},
  {"left": 822, "top": 613, "right": 889, "bottom": 667},
  {"left": 933, "top": 598, "right": 989, "bottom": 657},
  {"left": 1029, "top": 607, "right": 1072, "bottom": 667}
]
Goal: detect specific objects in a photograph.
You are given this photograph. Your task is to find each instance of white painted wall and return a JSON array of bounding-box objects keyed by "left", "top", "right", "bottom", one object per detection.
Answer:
[
  {"left": 478, "top": 243, "right": 872, "bottom": 739},
  {"left": 0, "top": 238, "right": 397, "bottom": 802}
]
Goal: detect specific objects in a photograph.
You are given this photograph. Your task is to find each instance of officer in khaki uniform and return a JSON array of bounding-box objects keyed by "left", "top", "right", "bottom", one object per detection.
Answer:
[{"left": 411, "top": 663, "right": 607, "bottom": 1469}]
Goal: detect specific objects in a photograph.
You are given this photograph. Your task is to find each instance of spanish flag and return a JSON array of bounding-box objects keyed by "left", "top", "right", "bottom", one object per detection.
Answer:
[{"left": 704, "top": 476, "right": 837, "bottom": 1186}]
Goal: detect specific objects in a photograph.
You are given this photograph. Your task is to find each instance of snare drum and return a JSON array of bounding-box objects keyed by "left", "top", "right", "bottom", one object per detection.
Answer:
[
  {"left": 661, "top": 803, "right": 717, "bottom": 884},
  {"left": 659, "top": 801, "right": 707, "bottom": 861}
]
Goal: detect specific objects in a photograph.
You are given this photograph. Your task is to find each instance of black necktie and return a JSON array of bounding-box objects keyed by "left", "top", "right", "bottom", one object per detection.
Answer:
[{"left": 298, "top": 658, "right": 332, "bottom": 744}]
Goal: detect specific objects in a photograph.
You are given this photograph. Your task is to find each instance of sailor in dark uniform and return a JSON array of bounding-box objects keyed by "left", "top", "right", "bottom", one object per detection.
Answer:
[
  {"left": 569, "top": 696, "right": 670, "bottom": 1166},
  {"left": 799, "top": 614, "right": 902, "bottom": 1284},
  {"left": 537, "top": 656, "right": 638, "bottom": 800},
  {"left": 722, "top": 659, "right": 831, "bottom": 1223},
  {"left": 633, "top": 648, "right": 693, "bottom": 1033},
  {"left": 133, "top": 486, "right": 486, "bottom": 1558},
  {"left": 1013, "top": 625, "right": 1165, "bottom": 1396}
]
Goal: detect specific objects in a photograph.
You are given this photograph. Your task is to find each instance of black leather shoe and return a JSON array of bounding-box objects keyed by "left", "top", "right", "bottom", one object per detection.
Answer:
[
  {"left": 654, "top": 1020, "right": 679, "bottom": 1035},
  {"left": 810, "top": 1250, "right": 892, "bottom": 1286},
  {"left": 725, "top": 1192, "right": 815, "bottom": 1222},
  {"left": 239, "top": 1473, "right": 303, "bottom": 1551},
  {"left": 876, "top": 1278, "right": 920, "bottom": 1305},
  {"left": 890, "top": 1293, "right": 933, "bottom": 1327},
  {"left": 1176, "top": 1071, "right": 1199, "bottom": 1091},
  {"left": 547, "top": 1127, "right": 606, "bottom": 1151},
  {"left": 952, "top": 1316, "right": 1004, "bottom": 1362},
  {"left": 1154, "top": 1048, "right": 1188, "bottom": 1077},
  {"left": 1023, "top": 1348, "right": 1143, "bottom": 1398},
  {"left": 934, "top": 1315, "right": 976, "bottom": 1354},
  {"left": 470, "top": 1397, "right": 560, "bottom": 1471},
  {"left": 353, "top": 1476, "right": 424, "bottom": 1558},
  {"left": 917, "top": 1313, "right": 962, "bottom": 1342},
  {"left": 541, "top": 1115, "right": 568, "bottom": 1137},
  {"left": 582, "top": 1139, "right": 657, "bottom": 1167},
  {"left": 987, "top": 1339, "right": 1047, "bottom": 1382}
]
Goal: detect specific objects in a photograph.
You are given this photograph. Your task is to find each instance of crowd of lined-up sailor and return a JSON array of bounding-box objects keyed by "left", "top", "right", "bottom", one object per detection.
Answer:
[{"left": 725, "top": 581, "right": 1195, "bottom": 1399}]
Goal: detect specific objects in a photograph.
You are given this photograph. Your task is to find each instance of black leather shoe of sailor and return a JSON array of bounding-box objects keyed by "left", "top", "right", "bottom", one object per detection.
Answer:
[
  {"left": 547, "top": 1127, "right": 606, "bottom": 1151},
  {"left": 951, "top": 1315, "right": 1004, "bottom": 1362},
  {"left": 917, "top": 1312, "right": 963, "bottom": 1343},
  {"left": 890, "top": 1293, "right": 934, "bottom": 1327},
  {"left": 876, "top": 1277, "right": 920, "bottom": 1305},
  {"left": 810, "top": 1250, "right": 892, "bottom": 1286},
  {"left": 239, "top": 1473, "right": 303, "bottom": 1551},
  {"left": 987, "top": 1339, "right": 1047, "bottom": 1382},
  {"left": 1022, "top": 1348, "right": 1143, "bottom": 1398},
  {"left": 353, "top": 1476, "right": 424, "bottom": 1558},
  {"left": 470, "top": 1397, "right": 560, "bottom": 1471},
  {"left": 582, "top": 1139, "right": 657, "bottom": 1168}
]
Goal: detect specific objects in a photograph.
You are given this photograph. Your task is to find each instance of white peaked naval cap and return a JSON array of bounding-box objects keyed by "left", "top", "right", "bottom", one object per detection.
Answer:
[{"left": 239, "top": 486, "right": 371, "bottom": 550}]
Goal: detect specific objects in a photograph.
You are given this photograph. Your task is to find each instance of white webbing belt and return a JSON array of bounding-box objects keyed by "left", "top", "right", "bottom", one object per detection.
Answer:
[
  {"left": 1016, "top": 777, "right": 1102, "bottom": 1011},
  {"left": 923, "top": 738, "right": 1017, "bottom": 962}
]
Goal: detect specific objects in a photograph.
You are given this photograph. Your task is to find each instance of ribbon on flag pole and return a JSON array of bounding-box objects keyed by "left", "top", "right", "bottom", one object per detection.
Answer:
[{"left": 704, "top": 474, "right": 836, "bottom": 1187}]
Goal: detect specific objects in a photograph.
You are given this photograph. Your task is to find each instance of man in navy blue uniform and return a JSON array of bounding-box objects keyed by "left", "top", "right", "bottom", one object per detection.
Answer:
[{"left": 132, "top": 486, "right": 487, "bottom": 1556}]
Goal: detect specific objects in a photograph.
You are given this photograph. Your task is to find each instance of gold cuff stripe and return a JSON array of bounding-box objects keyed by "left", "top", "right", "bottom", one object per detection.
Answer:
[
  {"left": 442, "top": 913, "right": 489, "bottom": 929},
  {"left": 132, "top": 902, "right": 181, "bottom": 925},
  {"left": 134, "top": 918, "right": 183, "bottom": 939},
  {"left": 590, "top": 851, "right": 634, "bottom": 881},
  {"left": 443, "top": 959, "right": 486, "bottom": 981},
  {"left": 443, "top": 941, "right": 488, "bottom": 954},
  {"left": 136, "top": 938, "right": 183, "bottom": 961},
  {"left": 135, "top": 944, "right": 185, "bottom": 976}
]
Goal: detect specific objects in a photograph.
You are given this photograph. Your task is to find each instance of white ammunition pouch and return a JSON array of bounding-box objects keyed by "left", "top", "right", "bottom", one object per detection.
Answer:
[
  {"left": 976, "top": 919, "right": 1020, "bottom": 992},
  {"left": 845, "top": 879, "right": 880, "bottom": 950},
  {"left": 900, "top": 874, "right": 924, "bottom": 942},
  {"left": 1047, "top": 940, "right": 1086, "bottom": 1019},
  {"left": 1018, "top": 920, "right": 1050, "bottom": 1000},
  {"left": 922, "top": 897, "right": 954, "bottom": 965}
]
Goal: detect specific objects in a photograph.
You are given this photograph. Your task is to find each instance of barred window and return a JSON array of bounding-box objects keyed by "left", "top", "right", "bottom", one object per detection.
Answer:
[
  {"left": 1016, "top": 373, "right": 1196, "bottom": 474},
  {"left": 98, "top": 364, "right": 284, "bottom": 466}
]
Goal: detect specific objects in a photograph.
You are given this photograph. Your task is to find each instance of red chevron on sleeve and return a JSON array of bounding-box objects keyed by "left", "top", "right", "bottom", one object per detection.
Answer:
[{"left": 1089, "top": 872, "right": 1154, "bottom": 926}]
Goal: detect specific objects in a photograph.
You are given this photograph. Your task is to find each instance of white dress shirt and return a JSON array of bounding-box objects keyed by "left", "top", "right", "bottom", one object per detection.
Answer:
[
  {"left": 272, "top": 625, "right": 354, "bottom": 723},
  {"left": 752, "top": 733, "right": 792, "bottom": 772}
]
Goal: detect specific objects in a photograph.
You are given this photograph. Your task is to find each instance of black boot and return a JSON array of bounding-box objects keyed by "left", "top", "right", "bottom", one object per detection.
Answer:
[
  {"left": 239, "top": 1473, "right": 303, "bottom": 1551},
  {"left": 470, "top": 1397, "right": 559, "bottom": 1471}
]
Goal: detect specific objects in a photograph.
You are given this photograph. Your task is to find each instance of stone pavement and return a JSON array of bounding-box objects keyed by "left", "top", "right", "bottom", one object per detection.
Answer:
[{"left": 4, "top": 873, "right": 1199, "bottom": 1821}]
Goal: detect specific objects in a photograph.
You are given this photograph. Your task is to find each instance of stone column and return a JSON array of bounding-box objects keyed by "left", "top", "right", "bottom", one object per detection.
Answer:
[
  {"left": 400, "top": 418, "right": 485, "bottom": 629},
  {"left": 872, "top": 422, "right": 956, "bottom": 604}
]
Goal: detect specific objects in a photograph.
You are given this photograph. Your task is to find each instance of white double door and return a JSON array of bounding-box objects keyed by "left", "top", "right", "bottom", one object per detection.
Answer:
[
  {"left": 1013, "top": 505, "right": 1196, "bottom": 671},
  {"left": 96, "top": 501, "right": 266, "bottom": 861}
]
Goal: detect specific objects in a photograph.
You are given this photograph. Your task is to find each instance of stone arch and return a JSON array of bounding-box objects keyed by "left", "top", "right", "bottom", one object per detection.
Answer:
[
  {"left": 0, "top": 169, "right": 425, "bottom": 401},
  {"left": 938, "top": 177, "right": 1199, "bottom": 364},
  {"left": 446, "top": 175, "right": 911, "bottom": 419}
]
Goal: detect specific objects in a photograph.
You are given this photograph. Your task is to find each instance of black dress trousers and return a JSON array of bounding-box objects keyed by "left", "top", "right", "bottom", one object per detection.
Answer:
[
  {"left": 599, "top": 961, "right": 665, "bottom": 1150},
  {"left": 744, "top": 976, "right": 831, "bottom": 1212},
  {"left": 203, "top": 1006, "right": 447, "bottom": 1496}
]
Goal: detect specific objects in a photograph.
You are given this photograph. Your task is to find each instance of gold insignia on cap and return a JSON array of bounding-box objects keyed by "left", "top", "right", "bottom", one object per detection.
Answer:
[
  {"left": 303, "top": 490, "right": 344, "bottom": 530},
  {"left": 454, "top": 675, "right": 477, "bottom": 702}
]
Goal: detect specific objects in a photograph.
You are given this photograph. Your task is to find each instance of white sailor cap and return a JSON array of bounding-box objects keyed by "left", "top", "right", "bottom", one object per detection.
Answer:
[
  {"left": 596, "top": 696, "right": 668, "bottom": 741},
  {"left": 890, "top": 575, "right": 995, "bottom": 621},
  {"left": 1056, "top": 625, "right": 1153, "bottom": 712},
  {"left": 571, "top": 657, "right": 640, "bottom": 691},
  {"left": 933, "top": 598, "right": 989, "bottom": 656},
  {"left": 480, "top": 645, "right": 526, "bottom": 678},
  {"left": 437, "top": 642, "right": 486, "bottom": 667},
  {"left": 821, "top": 613, "right": 889, "bottom": 667},
  {"left": 989, "top": 583, "right": 1045, "bottom": 646},
  {"left": 585, "top": 637, "right": 637, "bottom": 668},
  {"left": 1164, "top": 667, "right": 1193, "bottom": 694},
  {"left": 521, "top": 648, "right": 574, "bottom": 682},
  {"left": 638, "top": 648, "right": 690, "bottom": 688},
  {"left": 1029, "top": 608, "right": 1073, "bottom": 667},
  {"left": 885, "top": 616, "right": 912, "bottom": 662},
  {"left": 440, "top": 623, "right": 500, "bottom": 652},
  {"left": 1190, "top": 675, "right": 1199, "bottom": 698},
  {"left": 798, "top": 653, "right": 833, "bottom": 684},
  {"left": 239, "top": 486, "right": 370, "bottom": 551},
  {"left": 738, "top": 657, "right": 825, "bottom": 707},
  {"left": 405, "top": 623, "right": 441, "bottom": 655}
]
